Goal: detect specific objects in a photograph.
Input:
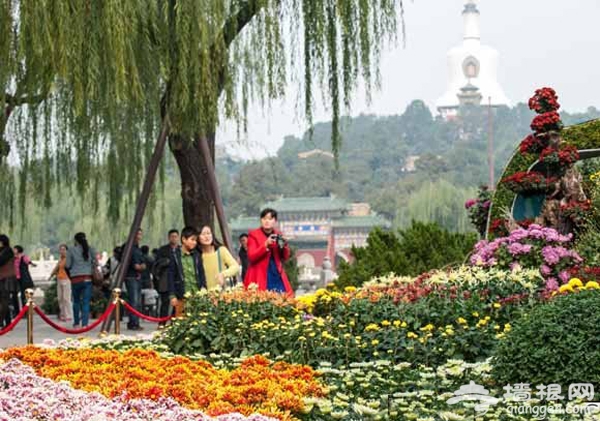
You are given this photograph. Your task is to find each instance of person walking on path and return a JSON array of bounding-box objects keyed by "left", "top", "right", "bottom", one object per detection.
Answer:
[
  {"left": 168, "top": 227, "right": 206, "bottom": 317},
  {"left": 66, "top": 232, "right": 97, "bottom": 328},
  {"left": 244, "top": 208, "right": 294, "bottom": 295},
  {"left": 198, "top": 226, "right": 239, "bottom": 291},
  {"left": 50, "top": 244, "right": 73, "bottom": 322},
  {"left": 0, "top": 234, "right": 16, "bottom": 328}
]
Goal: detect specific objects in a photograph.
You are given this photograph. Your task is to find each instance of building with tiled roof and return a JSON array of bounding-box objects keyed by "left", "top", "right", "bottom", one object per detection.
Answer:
[{"left": 230, "top": 196, "right": 390, "bottom": 291}]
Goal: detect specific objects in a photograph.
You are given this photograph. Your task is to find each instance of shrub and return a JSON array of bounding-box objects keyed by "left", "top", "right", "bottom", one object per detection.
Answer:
[
  {"left": 41, "top": 281, "right": 59, "bottom": 315},
  {"left": 335, "top": 222, "right": 477, "bottom": 289},
  {"left": 492, "top": 289, "right": 600, "bottom": 394}
]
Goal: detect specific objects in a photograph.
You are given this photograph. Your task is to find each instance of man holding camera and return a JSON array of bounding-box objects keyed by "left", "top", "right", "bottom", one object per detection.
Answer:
[{"left": 244, "top": 208, "right": 293, "bottom": 295}]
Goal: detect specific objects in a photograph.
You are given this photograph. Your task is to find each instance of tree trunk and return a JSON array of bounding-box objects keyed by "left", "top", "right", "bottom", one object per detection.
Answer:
[
  {"left": 0, "top": 106, "right": 12, "bottom": 160},
  {"left": 169, "top": 133, "right": 216, "bottom": 230}
]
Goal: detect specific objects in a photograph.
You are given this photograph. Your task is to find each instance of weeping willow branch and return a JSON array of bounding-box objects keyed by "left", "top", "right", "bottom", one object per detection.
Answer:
[{"left": 1, "top": 0, "right": 405, "bottom": 229}]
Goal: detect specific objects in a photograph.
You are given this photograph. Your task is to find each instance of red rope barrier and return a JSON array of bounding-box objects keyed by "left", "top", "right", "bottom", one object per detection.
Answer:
[
  {"left": 121, "top": 300, "right": 172, "bottom": 323},
  {"left": 0, "top": 305, "right": 29, "bottom": 336},
  {"left": 34, "top": 302, "right": 116, "bottom": 334}
]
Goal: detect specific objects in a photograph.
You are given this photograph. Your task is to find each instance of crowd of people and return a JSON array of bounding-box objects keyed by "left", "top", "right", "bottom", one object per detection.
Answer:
[{"left": 0, "top": 207, "right": 293, "bottom": 330}]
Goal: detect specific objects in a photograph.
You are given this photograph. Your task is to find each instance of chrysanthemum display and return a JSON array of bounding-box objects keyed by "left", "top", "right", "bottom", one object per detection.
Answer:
[
  {"left": 0, "top": 348, "right": 325, "bottom": 420},
  {"left": 0, "top": 359, "right": 278, "bottom": 421}
]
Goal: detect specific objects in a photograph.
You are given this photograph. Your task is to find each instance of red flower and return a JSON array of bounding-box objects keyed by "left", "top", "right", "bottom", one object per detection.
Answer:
[
  {"left": 501, "top": 171, "right": 557, "bottom": 194},
  {"left": 539, "top": 144, "right": 579, "bottom": 167},
  {"left": 519, "top": 134, "right": 546, "bottom": 155},
  {"left": 531, "top": 111, "right": 563, "bottom": 134},
  {"left": 489, "top": 218, "right": 509, "bottom": 236},
  {"left": 529, "top": 87, "right": 560, "bottom": 114}
]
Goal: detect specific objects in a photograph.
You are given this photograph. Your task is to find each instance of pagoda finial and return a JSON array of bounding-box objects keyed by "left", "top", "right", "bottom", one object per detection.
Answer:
[
  {"left": 463, "top": 0, "right": 479, "bottom": 14},
  {"left": 463, "top": 0, "right": 480, "bottom": 41}
]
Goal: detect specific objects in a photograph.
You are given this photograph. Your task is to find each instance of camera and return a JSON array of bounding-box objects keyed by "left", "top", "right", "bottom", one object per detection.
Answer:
[{"left": 271, "top": 234, "right": 286, "bottom": 249}]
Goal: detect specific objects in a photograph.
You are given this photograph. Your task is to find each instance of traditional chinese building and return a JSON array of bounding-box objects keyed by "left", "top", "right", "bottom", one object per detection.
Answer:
[{"left": 230, "top": 196, "right": 390, "bottom": 289}]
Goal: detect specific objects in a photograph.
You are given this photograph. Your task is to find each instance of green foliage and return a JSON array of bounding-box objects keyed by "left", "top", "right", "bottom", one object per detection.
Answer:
[
  {"left": 492, "top": 290, "right": 600, "bottom": 392},
  {"left": 1, "top": 0, "right": 403, "bottom": 225},
  {"left": 159, "top": 267, "right": 540, "bottom": 367},
  {"left": 334, "top": 222, "right": 477, "bottom": 289},
  {"left": 41, "top": 281, "right": 59, "bottom": 315},
  {"left": 284, "top": 247, "right": 300, "bottom": 291}
]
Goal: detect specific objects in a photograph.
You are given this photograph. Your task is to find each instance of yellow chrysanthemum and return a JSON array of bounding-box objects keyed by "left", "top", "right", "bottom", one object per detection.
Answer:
[
  {"left": 559, "top": 284, "right": 574, "bottom": 294},
  {"left": 568, "top": 278, "right": 583, "bottom": 288},
  {"left": 365, "top": 323, "right": 380, "bottom": 332},
  {"left": 585, "top": 281, "right": 600, "bottom": 290}
]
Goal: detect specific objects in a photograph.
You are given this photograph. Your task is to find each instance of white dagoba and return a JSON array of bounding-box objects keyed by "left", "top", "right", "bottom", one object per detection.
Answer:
[{"left": 436, "top": 0, "right": 509, "bottom": 118}]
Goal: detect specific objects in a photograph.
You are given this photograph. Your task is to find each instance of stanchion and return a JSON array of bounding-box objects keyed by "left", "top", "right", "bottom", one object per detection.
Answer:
[
  {"left": 113, "top": 288, "right": 122, "bottom": 335},
  {"left": 25, "top": 288, "right": 34, "bottom": 345}
]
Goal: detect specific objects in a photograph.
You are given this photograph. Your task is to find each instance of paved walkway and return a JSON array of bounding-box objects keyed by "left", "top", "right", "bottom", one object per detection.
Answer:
[{"left": 0, "top": 314, "right": 159, "bottom": 348}]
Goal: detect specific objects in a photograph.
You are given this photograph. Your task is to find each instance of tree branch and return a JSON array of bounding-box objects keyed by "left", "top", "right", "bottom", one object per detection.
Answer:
[
  {"left": 222, "top": 0, "right": 267, "bottom": 49},
  {"left": 5, "top": 92, "right": 47, "bottom": 108}
]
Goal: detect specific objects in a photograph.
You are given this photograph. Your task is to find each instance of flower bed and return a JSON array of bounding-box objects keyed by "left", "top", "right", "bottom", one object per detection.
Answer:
[
  {"left": 0, "top": 359, "right": 277, "bottom": 421},
  {"left": 159, "top": 267, "right": 551, "bottom": 367},
  {"left": 0, "top": 347, "right": 325, "bottom": 420},
  {"left": 4, "top": 264, "right": 600, "bottom": 420},
  {"left": 470, "top": 224, "right": 583, "bottom": 289}
]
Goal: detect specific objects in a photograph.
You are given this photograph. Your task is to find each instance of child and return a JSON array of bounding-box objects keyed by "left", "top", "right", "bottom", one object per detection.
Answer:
[{"left": 168, "top": 226, "right": 206, "bottom": 317}]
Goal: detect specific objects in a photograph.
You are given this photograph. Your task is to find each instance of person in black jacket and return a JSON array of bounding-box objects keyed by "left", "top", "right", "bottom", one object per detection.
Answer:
[
  {"left": 152, "top": 229, "right": 179, "bottom": 327},
  {"left": 238, "top": 233, "right": 249, "bottom": 284},
  {"left": 168, "top": 227, "right": 206, "bottom": 317},
  {"left": 0, "top": 234, "right": 16, "bottom": 328}
]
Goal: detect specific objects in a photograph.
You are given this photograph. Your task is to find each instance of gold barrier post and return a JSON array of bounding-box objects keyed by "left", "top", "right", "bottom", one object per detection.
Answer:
[
  {"left": 113, "top": 288, "right": 122, "bottom": 335},
  {"left": 25, "top": 288, "right": 34, "bottom": 345}
]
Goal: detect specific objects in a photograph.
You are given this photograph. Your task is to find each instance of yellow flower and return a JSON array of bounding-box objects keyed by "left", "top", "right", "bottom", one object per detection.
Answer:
[
  {"left": 585, "top": 281, "right": 600, "bottom": 290},
  {"left": 420, "top": 324, "right": 435, "bottom": 332},
  {"left": 445, "top": 328, "right": 454, "bottom": 336},
  {"left": 472, "top": 312, "right": 479, "bottom": 318},
  {"left": 365, "top": 323, "right": 380, "bottom": 332},
  {"left": 457, "top": 317, "right": 467, "bottom": 325},
  {"left": 559, "top": 284, "right": 574, "bottom": 294},
  {"left": 407, "top": 332, "right": 418, "bottom": 339},
  {"left": 381, "top": 320, "right": 391, "bottom": 327},
  {"left": 493, "top": 303, "right": 501, "bottom": 309},
  {"left": 504, "top": 323, "right": 511, "bottom": 332},
  {"left": 371, "top": 339, "right": 379, "bottom": 346},
  {"left": 393, "top": 320, "right": 402, "bottom": 328},
  {"left": 401, "top": 321, "right": 407, "bottom": 328},
  {"left": 344, "top": 286, "right": 357, "bottom": 293},
  {"left": 568, "top": 278, "right": 584, "bottom": 288}
]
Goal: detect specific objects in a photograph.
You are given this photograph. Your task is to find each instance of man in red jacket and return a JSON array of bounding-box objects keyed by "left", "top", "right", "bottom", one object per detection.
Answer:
[{"left": 244, "top": 208, "right": 294, "bottom": 295}]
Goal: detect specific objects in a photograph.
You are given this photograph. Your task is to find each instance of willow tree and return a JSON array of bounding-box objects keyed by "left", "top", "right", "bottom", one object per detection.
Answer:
[{"left": 0, "top": 0, "right": 402, "bottom": 230}]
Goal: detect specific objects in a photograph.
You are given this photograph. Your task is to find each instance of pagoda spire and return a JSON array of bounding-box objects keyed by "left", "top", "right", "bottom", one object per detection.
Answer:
[{"left": 463, "top": 0, "right": 480, "bottom": 41}]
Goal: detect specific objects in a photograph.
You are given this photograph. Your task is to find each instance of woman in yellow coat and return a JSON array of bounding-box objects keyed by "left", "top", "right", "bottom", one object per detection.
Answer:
[{"left": 197, "top": 226, "right": 240, "bottom": 290}]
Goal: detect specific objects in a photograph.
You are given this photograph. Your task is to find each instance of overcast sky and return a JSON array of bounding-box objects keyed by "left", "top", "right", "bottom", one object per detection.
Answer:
[{"left": 218, "top": 0, "right": 600, "bottom": 160}]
